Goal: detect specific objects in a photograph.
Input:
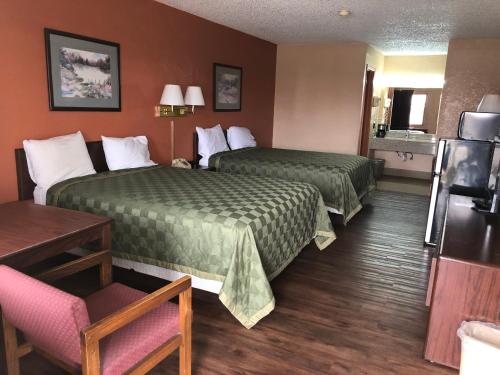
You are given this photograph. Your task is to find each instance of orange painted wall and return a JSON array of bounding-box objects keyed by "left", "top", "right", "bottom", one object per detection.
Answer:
[{"left": 0, "top": 0, "right": 276, "bottom": 203}]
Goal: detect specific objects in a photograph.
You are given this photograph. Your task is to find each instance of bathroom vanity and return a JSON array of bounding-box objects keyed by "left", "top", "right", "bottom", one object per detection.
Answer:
[{"left": 368, "top": 131, "right": 438, "bottom": 158}]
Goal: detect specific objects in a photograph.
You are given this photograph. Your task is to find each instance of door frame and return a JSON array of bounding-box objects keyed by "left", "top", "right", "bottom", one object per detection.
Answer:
[{"left": 359, "top": 66, "right": 376, "bottom": 157}]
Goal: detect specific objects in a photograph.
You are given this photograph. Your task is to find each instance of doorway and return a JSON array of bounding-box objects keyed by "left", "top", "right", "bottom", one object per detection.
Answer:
[{"left": 359, "top": 67, "right": 375, "bottom": 157}]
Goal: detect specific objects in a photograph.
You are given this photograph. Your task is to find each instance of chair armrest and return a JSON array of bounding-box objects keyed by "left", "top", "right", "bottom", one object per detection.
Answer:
[
  {"left": 36, "top": 250, "right": 111, "bottom": 284},
  {"left": 81, "top": 275, "right": 191, "bottom": 343}
]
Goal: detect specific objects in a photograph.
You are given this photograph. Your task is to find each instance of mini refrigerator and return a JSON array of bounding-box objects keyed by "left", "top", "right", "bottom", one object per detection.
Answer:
[{"left": 424, "top": 112, "right": 500, "bottom": 246}]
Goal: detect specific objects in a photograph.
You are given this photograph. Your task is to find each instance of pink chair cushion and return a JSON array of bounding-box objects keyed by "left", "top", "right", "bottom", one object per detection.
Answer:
[
  {"left": 0, "top": 265, "right": 90, "bottom": 367},
  {"left": 85, "top": 283, "right": 179, "bottom": 375}
]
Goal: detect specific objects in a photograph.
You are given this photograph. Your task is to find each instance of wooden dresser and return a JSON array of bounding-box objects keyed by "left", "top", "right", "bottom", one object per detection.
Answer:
[{"left": 424, "top": 194, "right": 500, "bottom": 369}]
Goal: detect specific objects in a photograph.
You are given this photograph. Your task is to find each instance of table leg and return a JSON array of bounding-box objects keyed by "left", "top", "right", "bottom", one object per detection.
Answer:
[{"left": 99, "top": 223, "right": 113, "bottom": 288}]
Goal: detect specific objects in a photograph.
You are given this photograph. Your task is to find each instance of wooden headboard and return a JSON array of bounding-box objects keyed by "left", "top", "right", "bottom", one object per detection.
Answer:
[
  {"left": 192, "top": 130, "right": 228, "bottom": 163},
  {"left": 14, "top": 141, "right": 109, "bottom": 201}
]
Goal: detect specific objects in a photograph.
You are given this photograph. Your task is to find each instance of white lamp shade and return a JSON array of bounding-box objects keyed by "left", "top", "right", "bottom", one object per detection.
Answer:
[
  {"left": 477, "top": 94, "right": 500, "bottom": 113},
  {"left": 184, "top": 86, "right": 205, "bottom": 106},
  {"left": 160, "top": 84, "right": 184, "bottom": 106}
]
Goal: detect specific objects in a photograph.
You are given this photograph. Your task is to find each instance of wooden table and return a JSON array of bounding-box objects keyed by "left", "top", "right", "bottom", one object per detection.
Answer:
[
  {"left": 0, "top": 200, "right": 112, "bottom": 270},
  {"left": 424, "top": 194, "right": 500, "bottom": 369},
  {"left": 0, "top": 200, "right": 113, "bottom": 374}
]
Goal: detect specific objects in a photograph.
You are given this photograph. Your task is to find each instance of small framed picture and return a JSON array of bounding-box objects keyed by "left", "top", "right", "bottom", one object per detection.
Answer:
[
  {"left": 44, "top": 28, "right": 121, "bottom": 111},
  {"left": 213, "top": 63, "right": 242, "bottom": 112}
]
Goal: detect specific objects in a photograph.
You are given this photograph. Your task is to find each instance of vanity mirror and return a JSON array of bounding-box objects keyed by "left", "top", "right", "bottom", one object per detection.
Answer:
[{"left": 386, "top": 87, "right": 442, "bottom": 134}]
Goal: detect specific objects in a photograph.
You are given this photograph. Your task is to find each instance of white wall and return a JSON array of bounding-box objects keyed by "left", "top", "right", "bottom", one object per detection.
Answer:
[{"left": 273, "top": 43, "right": 367, "bottom": 154}]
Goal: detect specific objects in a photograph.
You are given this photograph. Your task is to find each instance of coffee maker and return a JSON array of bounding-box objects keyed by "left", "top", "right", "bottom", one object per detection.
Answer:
[{"left": 376, "top": 124, "right": 387, "bottom": 138}]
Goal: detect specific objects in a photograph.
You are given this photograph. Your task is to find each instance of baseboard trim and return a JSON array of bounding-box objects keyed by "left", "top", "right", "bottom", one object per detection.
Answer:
[{"left": 384, "top": 168, "right": 431, "bottom": 180}]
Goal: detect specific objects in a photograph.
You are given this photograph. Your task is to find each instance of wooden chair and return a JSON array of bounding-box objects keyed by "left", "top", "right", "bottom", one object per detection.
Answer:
[{"left": 0, "top": 250, "right": 192, "bottom": 375}]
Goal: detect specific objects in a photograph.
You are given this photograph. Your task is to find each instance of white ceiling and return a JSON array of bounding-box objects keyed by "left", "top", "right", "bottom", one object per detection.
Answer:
[{"left": 156, "top": 0, "right": 500, "bottom": 54}]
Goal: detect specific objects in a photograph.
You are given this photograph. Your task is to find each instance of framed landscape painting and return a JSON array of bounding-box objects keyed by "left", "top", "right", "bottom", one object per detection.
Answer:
[
  {"left": 44, "top": 28, "right": 121, "bottom": 111},
  {"left": 213, "top": 63, "right": 242, "bottom": 112}
]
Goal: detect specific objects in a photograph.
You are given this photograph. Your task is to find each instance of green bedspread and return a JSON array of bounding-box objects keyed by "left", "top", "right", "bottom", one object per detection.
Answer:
[
  {"left": 209, "top": 148, "right": 375, "bottom": 224},
  {"left": 47, "top": 166, "right": 335, "bottom": 328}
]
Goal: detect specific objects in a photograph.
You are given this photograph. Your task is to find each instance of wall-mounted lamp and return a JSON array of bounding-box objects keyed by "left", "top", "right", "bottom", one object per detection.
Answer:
[
  {"left": 477, "top": 94, "right": 500, "bottom": 113},
  {"left": 155, "top": 84, "right": 205, "bottom": 162},
  {"left": 154, "top": 84, "right": 205, "bottom": 117},
  {"left": 184, "top": 86, "right": 205, "bottom": 113}
]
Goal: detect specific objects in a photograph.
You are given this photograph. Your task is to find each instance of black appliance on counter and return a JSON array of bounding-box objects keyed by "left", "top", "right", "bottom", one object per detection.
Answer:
[
  {"left": 424, "top": 112, "right": 500, "bottom": 246},
  {"left": 376, "top": 123, "right": 387, "bottom": 138}
]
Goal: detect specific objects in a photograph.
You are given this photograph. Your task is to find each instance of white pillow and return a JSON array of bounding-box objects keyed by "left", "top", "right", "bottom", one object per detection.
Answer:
[
  {"left": 196, "top": 125, "right": 229, "bottom": 166},
  {"left": 101, "top": 135, "right": 157, "bottom": 171},
  {"left": 227, "top": 126, "right": 257, "bottom": 150},
  {"left": 23, "top": 131, "right": 96, "bottom": 191}
]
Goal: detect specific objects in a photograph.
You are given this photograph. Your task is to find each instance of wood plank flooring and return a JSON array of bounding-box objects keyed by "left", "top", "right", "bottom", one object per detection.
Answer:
[
  {"left": 377, "top": 175, "right": 431, "bottom": 196},
  {"left": 19, "top": 191, "right": 456, "bottom": 374}
]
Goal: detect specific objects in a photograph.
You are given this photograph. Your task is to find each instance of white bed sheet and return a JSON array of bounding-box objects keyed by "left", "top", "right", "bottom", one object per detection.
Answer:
[
  {"left": 33, "top": 186, "right": 48, "bottom": 205},
  {"left": 67, "top": 248, "right": 223, "bottom": 294}
]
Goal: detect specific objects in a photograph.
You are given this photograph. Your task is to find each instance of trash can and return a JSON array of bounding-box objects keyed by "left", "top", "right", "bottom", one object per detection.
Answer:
[
  {"left": 370, "top": 158, "right": 385, "bottom": 180},
  {"left": 457, "top": 321, "right": 500, "bottom": 375}
]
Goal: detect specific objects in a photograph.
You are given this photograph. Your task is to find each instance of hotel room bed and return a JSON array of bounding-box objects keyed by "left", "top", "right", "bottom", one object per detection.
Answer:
[
  {"left": 208, "top": 147, "right": 376, "bottom": 224},
  {"left": 44, "top": 165, "right": 335, "bottom": 328}
]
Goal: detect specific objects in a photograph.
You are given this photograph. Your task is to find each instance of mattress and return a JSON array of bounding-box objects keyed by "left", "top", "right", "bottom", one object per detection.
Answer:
[
  {"left": 46, "top": 165, "right": 335, "bottom": 328},
  {"left": 209, "top": 147, "right": 376, "bottom": 224}
]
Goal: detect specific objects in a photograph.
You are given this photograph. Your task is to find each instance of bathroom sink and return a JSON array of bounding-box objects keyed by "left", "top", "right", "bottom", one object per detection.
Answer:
[
  {"left": 368, "top": 135, "right": 438, "bottom": 155},
  {"left": 384, "top": 131, "right": 437, "bottom": 143}
]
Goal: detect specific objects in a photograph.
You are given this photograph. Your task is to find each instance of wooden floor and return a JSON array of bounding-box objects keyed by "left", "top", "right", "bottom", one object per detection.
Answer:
[
  {"left": 377, "top": 175, "right": 431, "bottom": 196},
  {"left": 19, "top": 191, "right": 456, "bottom": 374}
]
